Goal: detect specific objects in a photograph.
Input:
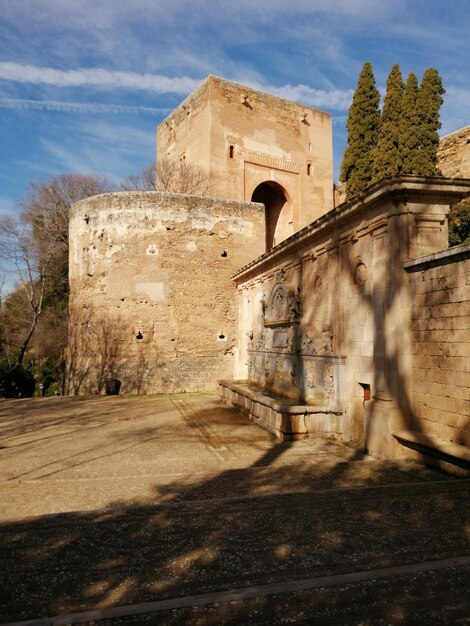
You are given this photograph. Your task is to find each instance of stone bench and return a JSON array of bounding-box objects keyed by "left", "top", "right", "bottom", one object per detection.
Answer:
[
  {"left": 219, "top": 380, "right": 344, "bottom": 441},
  {"left": 392, "top": 430, "right": 470, "bottom": 475}
]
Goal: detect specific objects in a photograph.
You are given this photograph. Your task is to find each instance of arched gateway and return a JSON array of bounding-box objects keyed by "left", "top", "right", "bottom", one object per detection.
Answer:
[{"left": 251, "top": 181, "right": 293, "bottom": 250}]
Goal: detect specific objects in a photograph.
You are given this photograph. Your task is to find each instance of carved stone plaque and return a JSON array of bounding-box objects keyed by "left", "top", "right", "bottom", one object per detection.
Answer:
[{"left": 273, "top": 330, "right": 288, "bottom": 348}]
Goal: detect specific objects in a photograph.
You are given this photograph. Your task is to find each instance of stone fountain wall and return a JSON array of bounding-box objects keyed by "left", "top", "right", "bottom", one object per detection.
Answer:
[
  {"left": 247, "top": 281, "right": 345, "bottom": 407},
  {"left": 229, "top": 176, "right": 470, "bottom": 453}
]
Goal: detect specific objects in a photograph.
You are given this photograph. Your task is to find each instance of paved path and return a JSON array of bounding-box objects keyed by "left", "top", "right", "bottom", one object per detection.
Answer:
[{"left": 0, "top": 394, "right": 469, "bottom": 624}]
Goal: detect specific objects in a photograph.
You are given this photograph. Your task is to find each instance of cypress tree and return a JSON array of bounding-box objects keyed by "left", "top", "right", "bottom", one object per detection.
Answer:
[
  {"left": 398, "top": 72, "right": 420, "bottom": 174},
  {"left": 340, "top": 62, "right": 380, "bottom": 199},
  {"left": 372, "top": 64, "right": 404, "bottom": 181},
  {"left": 414, "top": 68, "right": 445, "bottom": 175}
]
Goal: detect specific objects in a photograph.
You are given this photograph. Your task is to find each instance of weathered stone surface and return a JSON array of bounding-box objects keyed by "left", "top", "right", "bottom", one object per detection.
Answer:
[
  {"left": 231, "top": 177, "right": 470, "bottom": 459},
  {"left": 157, "top": 75, "right": 333, "bottom": 248},
  {"left": 67, "top": 75, "right": 470, "bottom": 469},
  {"left": 438, "top": 125, "right": 470, "bottom": 178},
  {"left": 405, "top": 243, "right": 470, "bottom": 446},
  {"left": 68, "top": 191, "right": 265, "bottom": 395}
]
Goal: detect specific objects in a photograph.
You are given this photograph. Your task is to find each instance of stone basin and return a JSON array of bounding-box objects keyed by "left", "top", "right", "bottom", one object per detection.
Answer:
[{"left": 219, "top": 379, "right": 344, "bottom": 441}]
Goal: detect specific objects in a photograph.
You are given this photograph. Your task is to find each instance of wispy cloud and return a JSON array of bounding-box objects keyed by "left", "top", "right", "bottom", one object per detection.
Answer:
[
  {"left": 39, "top": 118, "right": 154, "bottom": 179},
  {"left": 0, "top": 62, "right": 199, "bottom": 93},
  {"left": 0, "top": 195, "right": 18, "bottom": 216},
  {"left": 265, "top": 83, "right": 353, "bottom": 111},
  {"left": 0, "top": 63, "right": 353, "bottom": 112},
  {"left": 0, "top": 97, "right": 171, "bottom": 115}
]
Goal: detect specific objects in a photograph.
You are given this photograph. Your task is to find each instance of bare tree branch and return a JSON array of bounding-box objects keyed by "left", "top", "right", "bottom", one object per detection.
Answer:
[{"left": 121, "top": 160, "right": 213, "bottom": 196}]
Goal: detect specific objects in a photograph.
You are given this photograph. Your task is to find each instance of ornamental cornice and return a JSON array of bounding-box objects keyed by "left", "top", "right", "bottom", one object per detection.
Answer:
[
  {"left": 232, "top": 175, "right": 470, "bottom": 283},
  {"left": 241, "top": 149, "right": 302, "bottom": 174}
]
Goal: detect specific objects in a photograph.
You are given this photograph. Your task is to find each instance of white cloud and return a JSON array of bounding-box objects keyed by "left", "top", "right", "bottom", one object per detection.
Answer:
[
  {"left": 0, "top": 63, "right": 353, "bottom": 112},
  {"left": 0, "top": 63, "right": 199, "bottom": 94},
  {"left": 0, "top": 97, "right": 171, "bottom": 115},
  {"left": 264, "top": 83, "right": 353, "bottom": 111},
  {"left": 40, "top": 118, "right": 155, "bottom": 180}
]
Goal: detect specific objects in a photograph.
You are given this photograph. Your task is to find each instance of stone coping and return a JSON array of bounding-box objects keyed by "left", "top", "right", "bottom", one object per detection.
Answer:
[
  {"left": 218, "top": 380, "right": 342, "bottom": 415},
  {"left": 404, "top": 241, "right": 470, "bottom": 271},
  {"left": 232, "top": 175, "right": 470, "bottom": 283},
  {"left": 393, "top": 430, "right": 470, "bottom": 469},
  {"left": 71, "top": 190, "right": 264, "bottom": 218}
]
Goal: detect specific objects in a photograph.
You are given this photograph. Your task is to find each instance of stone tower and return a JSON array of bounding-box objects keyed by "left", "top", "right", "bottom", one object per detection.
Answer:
[{"left": 157, "top": 75, "right": 333, "bottom": 250}]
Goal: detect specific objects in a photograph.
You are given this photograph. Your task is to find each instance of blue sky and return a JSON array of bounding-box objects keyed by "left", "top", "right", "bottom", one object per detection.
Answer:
[{"left": 0, "top": 0, "right": 469, "bottom": 216}]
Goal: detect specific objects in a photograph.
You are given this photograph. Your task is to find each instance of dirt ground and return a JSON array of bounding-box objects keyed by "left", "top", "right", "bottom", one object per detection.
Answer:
[{"left": 0, "top": 394, "right": 469, "bottom": 625}]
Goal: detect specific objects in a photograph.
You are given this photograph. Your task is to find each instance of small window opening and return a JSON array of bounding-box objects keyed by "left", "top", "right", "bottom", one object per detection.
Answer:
[
  {"left": 307, "top": 163, "right": 312, "bottom": 176},
  {"left": 221, "top": 250, "right": 228, "bottom": 257},
  {"left": 229, "top": 145, "right": 234, "bottom": 158},
  {"left": 219, "top": 333, "right": 225, "bottom": 340},
  {"left": 359, "top": 383, "right": 371, "bottom": 401},
  {"left": 136, "top": 331, "right": 144, "bottom": 340}
]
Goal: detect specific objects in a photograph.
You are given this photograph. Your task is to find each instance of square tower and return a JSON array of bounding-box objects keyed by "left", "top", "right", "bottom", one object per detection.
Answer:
[{"left": 157, "top": 75, "right": 333, "bottom": 249}]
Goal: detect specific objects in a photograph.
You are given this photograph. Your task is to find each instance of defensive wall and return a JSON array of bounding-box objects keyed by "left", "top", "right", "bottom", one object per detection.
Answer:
[{"left": 67, "top": 191, "right": 265, "bottom": 395}]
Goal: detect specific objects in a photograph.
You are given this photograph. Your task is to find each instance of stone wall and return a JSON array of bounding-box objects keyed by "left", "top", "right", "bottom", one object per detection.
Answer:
[
  {"left": 438, "top": 126, "right": 470, "bottom": 178},
  {"left": 232, "top": 176, "right": 470, "bottom": 457},
  {"left": 67, "top": 191, "right": 265, "bottom": 395},
  {"left": 405, "top": 243, "right": 470, "bottom": 445},
  {"left": 157, "top": 75, "right": 333, "bottom": 248}
]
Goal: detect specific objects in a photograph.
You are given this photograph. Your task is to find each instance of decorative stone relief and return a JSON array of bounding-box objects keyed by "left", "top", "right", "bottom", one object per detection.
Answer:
[
  {"left": 273, "top": 330, "right": 288, "bottom": 349},
  {"left": 354, "top": 261, "right": 368, "bottom": 293},
  {"left": 290, "top": 361, "right": 298, "bottom": 387},
  {"left": 260, "top": 293, "right": 267, "bottom": 322},
  {"left": 255, "top": 329, "right": 269, "bottom": 351},
  {"left": 323, "top": 365, "right": 335, "bottom": 403},
  {"left": 275, "top": 267, "right": 287, "bottom": 282},
  {"left": 265, "top": 283, "right": 301, "bottom": 325},
  {"left": 264, "top": 362, "right": 272, "bottom": 386},
  {"left": 320, "top": 324, "right": 333, "bottom": 355},
  {"left": 300, "top": 331, "right": 317, "bottom": 355},
  {"left": 288, "top": 289, "right": 301, "bottom": 318},
  {"left": 305, "top": 363, "right": 316, "bottom": 389}
]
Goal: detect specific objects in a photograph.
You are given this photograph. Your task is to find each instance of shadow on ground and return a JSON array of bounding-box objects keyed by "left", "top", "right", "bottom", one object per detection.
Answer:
[{"left": 0, "top": 396, "right": 469, "bottom": 625}]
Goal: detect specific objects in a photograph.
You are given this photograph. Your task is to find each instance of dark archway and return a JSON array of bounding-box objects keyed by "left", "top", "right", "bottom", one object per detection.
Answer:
[{"left": 251, "top": 181, "right": 289, "bottom": 251}]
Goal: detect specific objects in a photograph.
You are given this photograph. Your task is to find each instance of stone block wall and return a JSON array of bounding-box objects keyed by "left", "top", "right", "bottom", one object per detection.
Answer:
[
  {"left": 157, "top": 75, "right": 333, "bottom": 247},
  {"left": 405, "top": 244, "right": 470, "bottom": 445},
  {"left": 67, "top": 191, "right": 265, "bottom": 395},
  {"left": 438, "top": 126, "right": 470, "bottom": 178},
  {"left": 233, "top": 176, "right": 470, "bottom": 457}
]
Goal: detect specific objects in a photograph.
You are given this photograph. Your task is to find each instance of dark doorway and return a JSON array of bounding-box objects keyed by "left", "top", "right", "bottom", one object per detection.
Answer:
[{"left": 251, "top": 181, "right": 289, "bottom": 251}]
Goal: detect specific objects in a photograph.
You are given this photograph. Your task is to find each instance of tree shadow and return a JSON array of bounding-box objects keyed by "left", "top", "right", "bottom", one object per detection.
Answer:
[{"left": 0, "top": 401, "right": 468, "bottom": 624}]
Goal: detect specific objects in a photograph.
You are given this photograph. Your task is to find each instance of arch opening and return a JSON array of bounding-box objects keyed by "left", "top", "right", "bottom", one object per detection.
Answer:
[{"left": 251, "top": 181, "right": 291, "bottom": 251}]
